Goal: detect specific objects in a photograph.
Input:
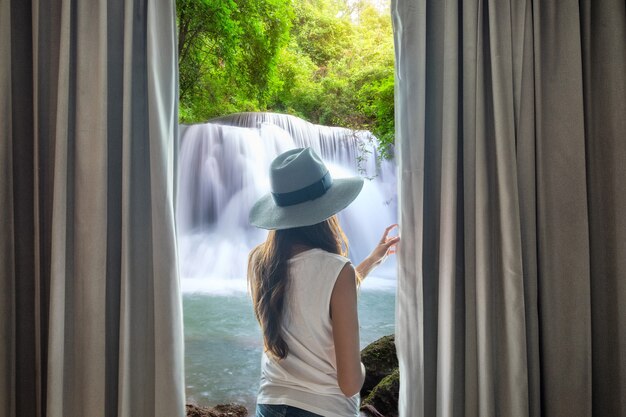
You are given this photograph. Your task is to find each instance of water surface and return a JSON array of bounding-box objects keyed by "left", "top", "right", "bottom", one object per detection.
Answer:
[{"left": 184, "top": 287, "right": 395, "bottom": 413}]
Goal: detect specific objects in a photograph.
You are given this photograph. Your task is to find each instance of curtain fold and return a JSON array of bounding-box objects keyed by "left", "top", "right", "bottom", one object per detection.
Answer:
[
  {"left": 393, "top": 0, "right": 626, "bottom": 416},
  {"left": 582, "top": 2, "right": 626, "bottom": 416},
  {"left": 0, "top": 0, "right": 185, "bottom": 416},
  {"left": 1, "top": 0, "right": 17, "bottom": 413}
]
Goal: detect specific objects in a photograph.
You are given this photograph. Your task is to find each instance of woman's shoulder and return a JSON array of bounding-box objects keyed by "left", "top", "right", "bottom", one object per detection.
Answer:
[{"left": 290, "top": 248, "right": 350, "bottom": 267}]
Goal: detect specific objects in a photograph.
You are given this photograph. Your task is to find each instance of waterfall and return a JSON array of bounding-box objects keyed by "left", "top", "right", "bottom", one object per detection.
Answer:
[{"left": 177, "top": 112, "right": 397, "bottom": 293}]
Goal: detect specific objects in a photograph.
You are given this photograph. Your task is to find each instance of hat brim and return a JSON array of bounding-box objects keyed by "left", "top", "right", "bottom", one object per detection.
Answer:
[{"left": 249, "top": 177, "right": 364, "bottom": 230}]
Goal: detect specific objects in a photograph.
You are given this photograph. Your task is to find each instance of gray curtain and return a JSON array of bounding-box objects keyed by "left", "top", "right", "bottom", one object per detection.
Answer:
[
  {"left": 392, "top": 0, "right": 625, "bottom": 416},
  {"left": 0, "top": 0, "right": 185, "bottom": 416}
]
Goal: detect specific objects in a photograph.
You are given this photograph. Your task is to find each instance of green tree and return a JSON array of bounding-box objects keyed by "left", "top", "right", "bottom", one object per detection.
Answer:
[
  {"left": 349, "top": 1, "right": 395, "bottom": 156},
  {"left": 268, "top": 0, "right": 395, "bottom": 155},
  {"left": 177, "top": 0, "right": 396, "bottom": 155},
  {"left": 177, "top": 0, "right": 292, "bottom": 122}
]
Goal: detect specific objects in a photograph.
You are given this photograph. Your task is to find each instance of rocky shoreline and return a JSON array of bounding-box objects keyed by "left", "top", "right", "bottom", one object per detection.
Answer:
[
  {"left": 359, "top": 335, "right": 399, "bottom": 417},
  {"left": 186, "top": 403, "right": 248, "bottom": 417},
  {"left": 186, "top": 335, "right": 399, "bottom": 417}
]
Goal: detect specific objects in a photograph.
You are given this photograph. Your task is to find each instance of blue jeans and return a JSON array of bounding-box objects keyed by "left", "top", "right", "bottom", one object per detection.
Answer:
[{"left": 255, "top": 404, "right": 323, "bottom": 417}]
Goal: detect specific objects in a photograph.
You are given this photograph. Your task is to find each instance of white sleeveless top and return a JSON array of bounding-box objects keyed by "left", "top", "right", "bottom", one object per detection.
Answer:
[{"left": 256, "top": 248, "right": 360, "bottom": 416}]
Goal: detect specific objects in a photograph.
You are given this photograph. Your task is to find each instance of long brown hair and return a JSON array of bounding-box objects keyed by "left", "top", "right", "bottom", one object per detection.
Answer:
[{"left": 247, "top": 215, "right": 354, "bottom": 360}]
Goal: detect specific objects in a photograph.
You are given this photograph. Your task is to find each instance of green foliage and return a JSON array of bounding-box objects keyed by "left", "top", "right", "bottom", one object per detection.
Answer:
[
  {"left": 291, "top": 0, "right": 353, "bottom": 66},
  {"left": 357, "top": 72, "right": 395, "bottom": 158},
  {"left": 177, "top": 0, "right": 395, "bottom": 154},
  {"left": 177, "top": 0, "right": 292, "bottom": 122},
  {"left": 269, "top": 0, "right": 395, "bottom": 155}
]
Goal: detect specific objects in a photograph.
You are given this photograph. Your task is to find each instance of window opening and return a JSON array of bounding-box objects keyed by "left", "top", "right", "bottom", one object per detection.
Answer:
[{"left": 176, "top": 0, "right": 397, "bottom": 412}]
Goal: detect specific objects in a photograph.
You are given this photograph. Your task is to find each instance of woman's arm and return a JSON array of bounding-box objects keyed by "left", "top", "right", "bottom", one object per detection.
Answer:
[
  {"left": 330, "top": 263, "right": 365, "bottom": 397},
  {"left": 355, "top": 224, "right": 400, "bottom": 279}
]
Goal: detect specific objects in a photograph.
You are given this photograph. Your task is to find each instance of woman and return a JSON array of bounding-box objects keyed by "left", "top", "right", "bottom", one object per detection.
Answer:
[{"left": 248, "top": 148, "right": 399, "bottom": 417}]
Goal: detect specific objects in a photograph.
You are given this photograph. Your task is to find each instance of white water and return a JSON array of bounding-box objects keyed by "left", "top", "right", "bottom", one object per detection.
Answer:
[{"left": 177, "top": 112, "right": 397, "bottom": 294}]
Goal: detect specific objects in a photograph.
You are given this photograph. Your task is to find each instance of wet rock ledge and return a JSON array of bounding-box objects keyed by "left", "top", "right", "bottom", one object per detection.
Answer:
[
  {"left": 360, "top": 335, "right": 399, "bottom": 417},
  {"left": 186, "top": 403, "right": 248, "bottom": 417}
]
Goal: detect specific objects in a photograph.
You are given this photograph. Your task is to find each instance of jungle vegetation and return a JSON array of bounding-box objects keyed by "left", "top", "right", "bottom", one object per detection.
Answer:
[{"left": 177, "top": 0, "right": 394, "bottom": 155}]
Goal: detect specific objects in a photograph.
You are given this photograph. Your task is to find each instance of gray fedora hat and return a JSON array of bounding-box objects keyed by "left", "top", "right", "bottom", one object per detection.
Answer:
[{"left": 249, "top": 147, "right": 364, "bottom": 230}]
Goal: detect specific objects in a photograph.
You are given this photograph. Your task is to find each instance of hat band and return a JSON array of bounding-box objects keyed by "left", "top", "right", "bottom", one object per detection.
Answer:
[{"left": 272, "top": 171, "right": 333, "bottom": 207}]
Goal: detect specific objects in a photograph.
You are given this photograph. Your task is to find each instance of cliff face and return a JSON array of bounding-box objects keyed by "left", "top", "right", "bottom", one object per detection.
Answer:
[{"left": 360, "top": 335, "right": 399, "bottom": 417}]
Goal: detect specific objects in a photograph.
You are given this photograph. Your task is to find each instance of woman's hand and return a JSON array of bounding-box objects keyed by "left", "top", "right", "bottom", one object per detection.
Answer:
[
  {"left": 356, "top": 224, "right": 400, "bottom": 279},
  {"left": 370, "top": 224, "right": 400, "bottom": 265}
]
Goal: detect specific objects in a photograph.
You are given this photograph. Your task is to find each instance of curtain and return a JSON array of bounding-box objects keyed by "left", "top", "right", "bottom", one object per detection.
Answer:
[
  {"left": 0, "top": 0, "right": 185, "bottom": 416},
  {"left": 392, "top": 0, "right": 626, "bottom": 416}
]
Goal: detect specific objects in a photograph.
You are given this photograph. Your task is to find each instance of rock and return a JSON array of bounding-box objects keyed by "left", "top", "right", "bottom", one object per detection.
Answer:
[
  {"left": 360, "top": 335, "right": 397, "bottom": 398},
  {"left": 360, "top": 335, "right": 399, "bottom": 417},
  {"left": 360, "top": 368, "right": 399, "bottom": 417},
  {"left": 186, "top": 403, "right": 248, "bottom": 417}
]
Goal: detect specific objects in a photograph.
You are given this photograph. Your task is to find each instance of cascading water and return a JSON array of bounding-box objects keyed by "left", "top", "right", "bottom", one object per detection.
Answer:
[
  {"left": 179, "top": 113, "right": 398, "bottom": 410},
  {"left": 176, "top": 112, "right": 397, "bottom": 293}
]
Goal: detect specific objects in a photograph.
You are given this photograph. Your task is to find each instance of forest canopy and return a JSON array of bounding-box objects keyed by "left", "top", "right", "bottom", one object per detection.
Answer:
[{"left": 177, "top": 0, "right": 394, "bottom": 155}]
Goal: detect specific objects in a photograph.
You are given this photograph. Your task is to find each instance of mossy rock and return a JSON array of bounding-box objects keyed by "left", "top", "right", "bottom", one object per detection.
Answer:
[
  {"left": 360, "top": 368, "right": 399, "bottom": 417},
  {"left": 186, "top": 403, "right": 248, "bottom": 417},
  {"left": 360, "top": 335, "right": 397, "bottom": 398}
]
